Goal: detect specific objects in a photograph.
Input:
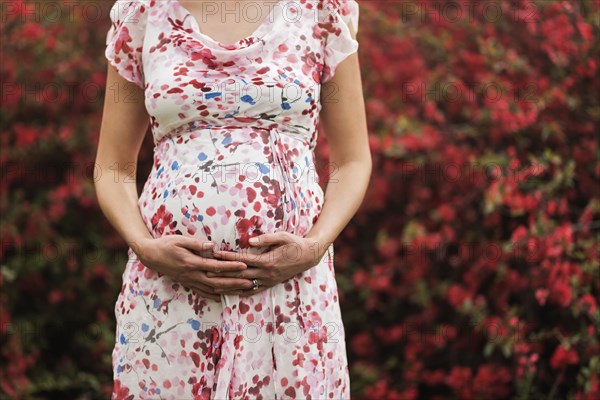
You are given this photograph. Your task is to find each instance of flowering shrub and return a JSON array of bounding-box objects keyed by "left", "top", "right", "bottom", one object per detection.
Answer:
[
  {"left": 328, "top": 1, "right": 600, "bottom": 399},
  {"left": 1, "top": 0, "right": 599, "bottom": 399}
]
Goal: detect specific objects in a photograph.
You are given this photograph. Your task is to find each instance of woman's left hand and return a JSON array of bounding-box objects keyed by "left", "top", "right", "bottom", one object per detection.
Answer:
[{"left": 206, "top": 232, "right": 326, "bottom": 296}]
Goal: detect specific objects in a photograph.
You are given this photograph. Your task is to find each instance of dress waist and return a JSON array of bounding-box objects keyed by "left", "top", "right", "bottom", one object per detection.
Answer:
[{"left": 156, "top": 120, "right": 313, "bottom": 148}]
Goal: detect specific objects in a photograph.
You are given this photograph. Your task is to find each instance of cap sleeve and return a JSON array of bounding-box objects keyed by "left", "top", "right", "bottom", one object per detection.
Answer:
[
  {"left": 320, "top": 0, "right": 360, "bottom": 84},
  {"left": 105, "top": 0, "right": 149, "bottom": 89}
]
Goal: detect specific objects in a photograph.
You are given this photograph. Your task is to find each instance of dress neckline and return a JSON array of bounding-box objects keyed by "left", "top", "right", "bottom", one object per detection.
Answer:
[{"left": 170, "top": 0, "right": 283, "bottom": 50}]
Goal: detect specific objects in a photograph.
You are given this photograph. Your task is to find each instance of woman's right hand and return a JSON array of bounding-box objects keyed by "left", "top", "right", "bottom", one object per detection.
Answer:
[{"left": 133, "top": 235, "right": 253, "bottom": 302}]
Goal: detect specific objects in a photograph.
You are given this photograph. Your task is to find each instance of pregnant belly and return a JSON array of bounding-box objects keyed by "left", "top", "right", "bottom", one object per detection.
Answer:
[{"left": 137, "top": 127, "right": 322, "bottom": 251}]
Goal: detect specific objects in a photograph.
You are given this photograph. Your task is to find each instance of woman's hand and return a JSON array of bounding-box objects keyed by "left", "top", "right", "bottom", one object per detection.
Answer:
[
  {"left": 205, "top": 232, "right": 327, "bottom": 296},
  {"left": 134, "top": 235, "right": 256, "bottom": 302}
]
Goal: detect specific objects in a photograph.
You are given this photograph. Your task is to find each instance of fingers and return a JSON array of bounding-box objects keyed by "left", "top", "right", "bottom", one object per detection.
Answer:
[
  {"left": 204, "top": 276, "right": 255, "bottom": 291},
  {"left": 205, "top": 268, "right": 265, "bottom": 279},
  {"left": 248, "top": 232, "right": 292, "bottom": 247},
  {"left": 200, "top": 257, "right": 248, "bottom": 272},
  {"left": 177, "top": 237, "right": 250, "bottom": 272},
  {"left": 212, "top": 249, "right": 271, "bottom": 268},
  {"left": 206, "top": 270, "right": 241, "bottom": 278},
  {"left": 218, "top": 286, "right": 268, "bottom": 297},
  {"left": 177, "top": 236, "right": 216, "bottom": 253}
]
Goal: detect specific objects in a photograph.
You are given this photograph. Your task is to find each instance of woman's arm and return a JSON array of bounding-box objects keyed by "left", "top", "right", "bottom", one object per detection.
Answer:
[
  {"left": 304, "top": 23, "right": 371, "bottom": 258},
  {"left": 95, "top": 65, "right": 153, "bottom": 251}
]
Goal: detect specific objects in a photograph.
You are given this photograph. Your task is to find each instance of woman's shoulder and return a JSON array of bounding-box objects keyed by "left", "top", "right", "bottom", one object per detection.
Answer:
[
  {"left": 109, "top": 0, "right": 151, "bottom": 9},
  {"left": 318, "top": 0, "right": 358, "bottom": 19},
  {"left": 107, "top": 0, "right": 151, "bottom": 27},
  {"left": 314, "top": 0, "right": 360, "bottom": 84},
  {"left": 106, "top": 0, "right": 151, "bottom": 43},
  {"left": 105, "top": 0, "right": 151, "bottom": 89},
  {"left": 314, "top": 0, "right": 359, "bottom": 37}
]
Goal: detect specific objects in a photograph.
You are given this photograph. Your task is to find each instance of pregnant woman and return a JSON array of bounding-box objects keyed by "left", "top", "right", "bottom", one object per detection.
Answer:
[{"left": 95, "top": 0, "right": 370, "bottom": 398}]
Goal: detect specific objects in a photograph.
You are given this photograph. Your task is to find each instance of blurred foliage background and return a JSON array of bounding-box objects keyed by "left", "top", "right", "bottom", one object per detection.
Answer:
[{"left": 1, "top": 0, "right": 599, "bottom": 399}]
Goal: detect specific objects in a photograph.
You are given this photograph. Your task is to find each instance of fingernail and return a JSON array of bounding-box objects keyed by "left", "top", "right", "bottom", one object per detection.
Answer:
[
  {"left": 202, "top": 242, "right": 215, "bottom": 249},
  {"left": 249, "top": 237, "right": 258, "bottom": 244}
]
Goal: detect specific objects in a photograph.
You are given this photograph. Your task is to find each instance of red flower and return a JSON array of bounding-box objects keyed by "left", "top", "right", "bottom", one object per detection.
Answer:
[
  {"left": 577, "top": 294, "right": 597, "bottom": 316},
  {"left": 21, "top": 22, "right": 44, "bottom": 42},
  {"left": 350, "top": 332, "right": 373, "bottom": 357},
  {"left": 445, "top": 367, "right": 473, "bottom": 399},
  {"left": 446, "top": 284, "right": 472, "bottom": 308},
  {"left": 549, "top": 280, "right": 573, "bottom": 308},
  {"left": 436, "top": 204, "right": 456, "bottom": 222},
  {"left": 473, "top": 364, "right": 512, "bottom": 399},
  {"left": 550, "top": 344, "right": 579, "bottom": 369}
]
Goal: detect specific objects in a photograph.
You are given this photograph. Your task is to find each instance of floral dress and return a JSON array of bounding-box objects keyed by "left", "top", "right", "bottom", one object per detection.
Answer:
[{"left": 104, "top": 0, "right": 359, "bottom": 398}]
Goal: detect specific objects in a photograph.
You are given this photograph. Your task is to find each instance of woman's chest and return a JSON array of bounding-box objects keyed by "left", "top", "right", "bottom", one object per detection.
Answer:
[{"left": 140, "top": 1, "right": 327, "bottom": 136}]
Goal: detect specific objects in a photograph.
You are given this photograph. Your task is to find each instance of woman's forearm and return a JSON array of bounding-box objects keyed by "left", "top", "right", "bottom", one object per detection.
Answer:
[
  {"left": 94, "top": 163, "right": 153, "bottom": 254},
  {"left": 304, "top": 159, "right": 372, "bottom": 258}
]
